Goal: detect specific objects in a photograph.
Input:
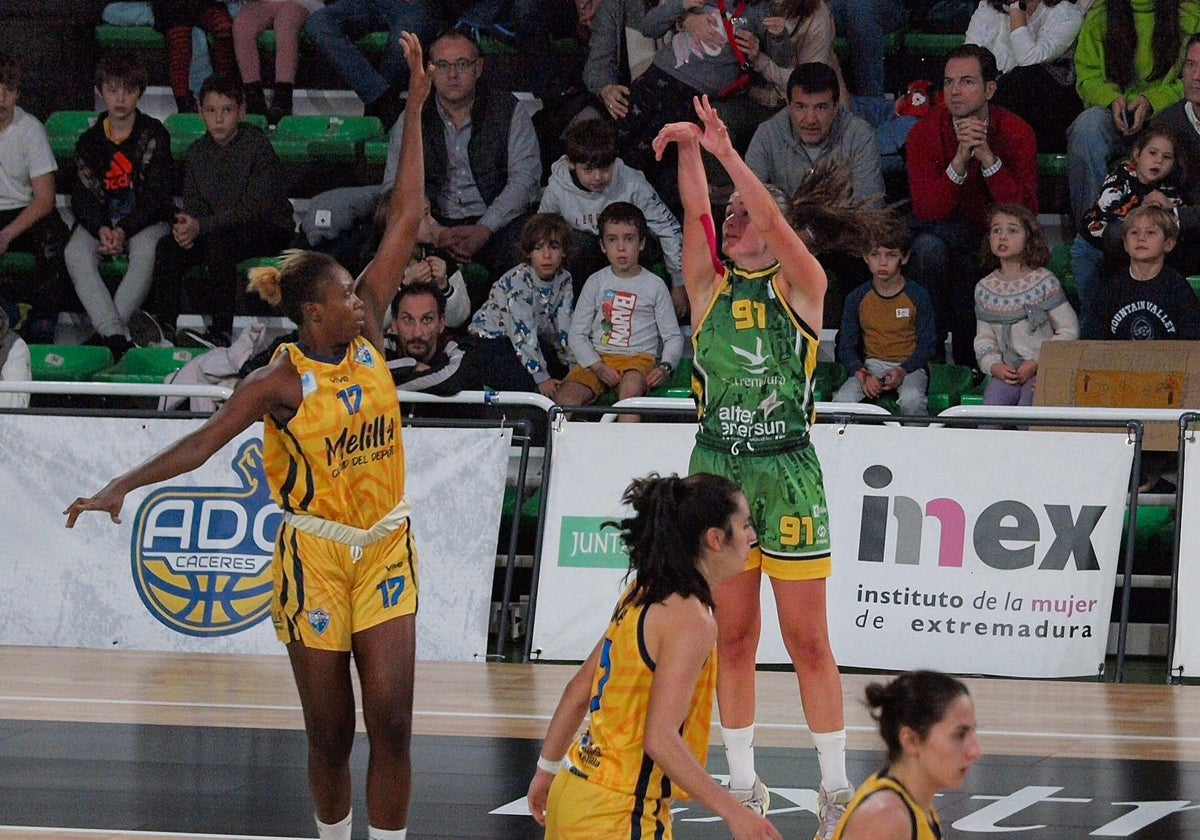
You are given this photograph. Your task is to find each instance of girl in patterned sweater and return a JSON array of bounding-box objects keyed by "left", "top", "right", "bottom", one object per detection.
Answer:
[{"left": 974, "top": 204, "right": 1078, "bottom": 406}]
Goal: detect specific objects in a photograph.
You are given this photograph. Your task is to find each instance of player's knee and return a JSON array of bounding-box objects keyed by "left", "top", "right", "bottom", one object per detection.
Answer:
[
  {"left": 306, "top": 720, "right": 356, "bottom": 766},
  {"left": 366, "top": 705, "right": 413, "bottom": 754}
]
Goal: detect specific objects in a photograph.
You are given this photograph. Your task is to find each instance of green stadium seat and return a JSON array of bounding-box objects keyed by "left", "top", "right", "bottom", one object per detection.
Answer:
[
  {"left": 1050, "top": 243, "right": 1077, "bottom": 304},
  {"left": 814, "top": 360, "right": 847, "bottom": 403},
  {"left": 926, "top": 363, "right": 975, "bottom": 414},
  {"left": 95, "top": 24, "right": 166, "bottom": 51},
  {"left": 364, "top": 138, "right": 390, "bottom": 167},
  {"left": 272, "top": 115, "right": 384, "bottom": 162},
  {"left": 94, "top": 346, "right": 210, "bottom": 384},
  {"left": 903, "top": 32, "right": 966, "bottom": 57},
  {"left": 167, "top": 112, "right": 269, "bottom": 158},
  {"left": 1037, "top": 153, "right": 1069, "bottom": 178},
  {"left": 99, "top": 256, "right": 130, "bottom": 283},
  {"left": 960, "top": 376, "right": 988, "bottom": 406},
  {"left": 0, "top": 251, "right": 36, "bottom": 280},
  {"left": 649, "top": 357, "right": 693, "bottom": 399},
  {"left": 45, "top": 111, "right": 99, "bottom": 159},
  {"left": 475, "top": 34, "right": 584, "bottom": 55},
  {"left": 28, "top": 344, "right": 114, "bottom": 382},
  {"left": 1188, "top": 275, "right": 1200, "bottom": 298}
]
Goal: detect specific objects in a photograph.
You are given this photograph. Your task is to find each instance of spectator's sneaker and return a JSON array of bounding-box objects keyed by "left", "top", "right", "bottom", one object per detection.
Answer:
[
  {"left": 814, "top": 786, "right": 853, "bottom": 840},
  {"left": 728, "top": 777, "right": 770, "bottom": 816},
  {"left": 128, "top": 310, "right": 169, "bottom": 347}
]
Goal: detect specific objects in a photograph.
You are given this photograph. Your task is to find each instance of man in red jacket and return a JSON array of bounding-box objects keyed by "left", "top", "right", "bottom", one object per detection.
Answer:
[{"left": 905, "top": 43, "right": 1038, "bottom": 365}]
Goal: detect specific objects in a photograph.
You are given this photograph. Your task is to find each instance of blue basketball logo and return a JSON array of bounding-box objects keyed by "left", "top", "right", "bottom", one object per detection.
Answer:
[{"left": 130, "top": 440, "right": 281, "bottom": 636}]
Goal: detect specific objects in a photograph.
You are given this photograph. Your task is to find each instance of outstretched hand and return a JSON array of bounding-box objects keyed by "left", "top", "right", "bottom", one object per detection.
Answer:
[
  {"left": 400, "top": 31, "right": 432, "bottom": 109},
  {"left": 691, "top": 95, "right": 735, "bottom": 159},
  {"left": 64, "top": 483, "right": 125, "bottom": 528},
  {"left": 652, "top": 120, "right": 702, "bottom": 160}
]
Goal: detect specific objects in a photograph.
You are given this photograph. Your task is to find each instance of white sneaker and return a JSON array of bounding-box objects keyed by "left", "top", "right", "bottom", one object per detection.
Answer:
[
  {"left": 728, "top": 776, "right": 770, "bottom": 816},
  {"left": 814, "top": 785, "right": 853, "bottom": 840}
]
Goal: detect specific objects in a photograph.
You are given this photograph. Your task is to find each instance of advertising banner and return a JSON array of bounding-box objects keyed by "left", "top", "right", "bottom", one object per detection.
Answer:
[
  {"left": 533, "top": 422, "right": 1133, "bottom": 677},
  {"left": 0, "top": 415, "right": 510, "bottom": 661}
]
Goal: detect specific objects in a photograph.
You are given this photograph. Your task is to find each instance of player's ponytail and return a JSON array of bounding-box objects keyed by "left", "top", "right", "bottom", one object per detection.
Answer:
[
  {"left": 864, "top": 670, "right": 970, "bottom": 764},
  {"left": 247, "top": 249, "right": 341, "bottom": 325},
  {"left": 611, "top": 472, "right": 741, "bottom": 609}
]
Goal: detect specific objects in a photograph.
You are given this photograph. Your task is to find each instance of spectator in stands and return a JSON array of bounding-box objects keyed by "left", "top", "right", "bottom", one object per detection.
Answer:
[
  {"left": 1070, "top": 124, "right": 1183, "bottom": 336},
  {"left": 964, "top": 0, "right": 1085, "bottom": 153},
  {"left": 539, "top": 117, "right": 687, "bottom": 314},
  {"left": 743, "top": 0, "right": 847, "bottom": 112},
  {"left": 1152, "top": 34, "right": 1200, "bottom": 278},
  {"left": 371, "top": 190, "right": 471, "bottom": 329},
  {"left": 833, "top": 221, "right": 936, "bottom": 415},
  {"left": 746, "top": 62, "right": 884, "bottom": 204},
  {"left": 905, "top": 44, "right": 1038, "bottom": 365},
  {"left": 67, "top": 53, "right": 174, "bottom": 358},
  {"left": 583, "top": 0, "right": 649, "bottom": 120},
  {"left": 556, "top": 202, "right": 683, "bottom": 419},
  {"left": 0, "top": 298, "right": 30, "bottom": 409},
  {"left": 150, "top": 74, "right": 294, "bottom": 346},
  {"left": 615, "top": 0, "right": 790, "bottom": 208},
  {"left": 233, "top": 0, "right": 323, "bottom": 123},
  {"left": 826, "top": 0, "right": 906, "bottom": 124},
  {"left": 974, "top": 204, "right": 1077, "bottom": 406},
  {"left": 1066, "top": 0, "right": 1200, "bottom": 225},
  {"left": 1083, "top": 204, "right": 1200, "bottom": 340},
  {"left": 388, "top": 31, "right": 542, "bottom": 311},
  {"left": 151, "top": 0, "right": 237, "bottom": 113},
  {"left": 0, "top": 52, "right": 68, "bottom": 344},
  {"left": 303, "top": 0, "right": 442, "bottom": 130},
  {"left": 386, "top": 280, "right": 480, "bottom": 393},
  {"left": 469, "top": 213, "right": 575, "bottom": 395}
]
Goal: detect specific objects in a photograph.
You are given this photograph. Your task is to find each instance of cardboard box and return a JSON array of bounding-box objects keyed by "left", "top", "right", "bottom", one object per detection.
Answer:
[{"left": 1035, "top": 340, "right": 1198, "bottom": 451}]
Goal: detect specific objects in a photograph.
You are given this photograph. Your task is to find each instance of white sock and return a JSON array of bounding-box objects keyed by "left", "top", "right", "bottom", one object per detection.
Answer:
[
  {"left": 812, "top": 729, "right": 851, "bottom": 792},
  {"left": 721, "top": 723, "right": 757, "bottom": 790},
  {"left": 315, "top": 810, "right": 351, "bottom": 840},
  {"left": 368, "top": 828, "right": 407, "bottom": 840}
]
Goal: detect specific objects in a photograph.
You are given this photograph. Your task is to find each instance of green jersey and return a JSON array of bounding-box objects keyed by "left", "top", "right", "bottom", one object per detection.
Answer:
[{"left": 692, "top": 262, "right": 819, "bottom": 453}]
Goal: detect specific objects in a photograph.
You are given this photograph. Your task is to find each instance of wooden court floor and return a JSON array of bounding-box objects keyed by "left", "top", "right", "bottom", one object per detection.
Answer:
[{"left": 3, "top": 645, "right": 1200, "bottom": 838}]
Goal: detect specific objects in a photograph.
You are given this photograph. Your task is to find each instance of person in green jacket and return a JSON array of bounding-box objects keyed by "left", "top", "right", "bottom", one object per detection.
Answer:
[{"left": 1066, "top": 0, "right": 1200, "bottom": 225}]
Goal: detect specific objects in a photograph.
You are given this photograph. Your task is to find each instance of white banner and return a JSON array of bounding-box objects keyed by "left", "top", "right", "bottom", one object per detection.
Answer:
[
  {"left": 533, "top": 423, "right": 1133, "bottom": 677},
  {"left": 1172, "top": 436, "right": 1200, "bottom": 675},
  {"left": 0, "top": 415, "right": 510, "bottom": 661}
]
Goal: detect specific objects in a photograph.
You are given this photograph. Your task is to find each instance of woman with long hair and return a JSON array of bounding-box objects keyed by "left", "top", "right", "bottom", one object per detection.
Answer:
[
  {"left": 833, "top": 671, "right": 982, "bottom": 840},
  {"left": 1065, "top": 0, "right": 1200, "bottom": 223},
  {"left": 653, "top": 95, "right": 851, "bottom": 839},
  {"left": 65, "top": 32, "right": 431, "bottom": 840},
  {"left": 528, "top": 472, "right": 781, "bottom": 840}
]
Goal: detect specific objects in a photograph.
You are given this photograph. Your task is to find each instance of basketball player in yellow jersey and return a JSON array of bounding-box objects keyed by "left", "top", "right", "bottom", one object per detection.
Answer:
[
  {"left": 834, "top": 671, "right": 981, "bottom": 840},
  {"left": 527, "top": 473, "right": 781, "bottom": 840},
  {"left": 65, "top": 32, "right": 430, "bottom": 840}
]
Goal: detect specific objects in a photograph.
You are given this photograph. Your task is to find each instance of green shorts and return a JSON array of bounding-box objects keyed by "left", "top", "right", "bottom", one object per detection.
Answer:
[{"left": 690, "top": 442, "right": 832, "bottom": 580}]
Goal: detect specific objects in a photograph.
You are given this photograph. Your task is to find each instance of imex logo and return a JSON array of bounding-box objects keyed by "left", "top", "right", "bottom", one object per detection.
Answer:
[
  {"left": 130, "top": 440, "right": 281, "bottom": 636},
  {"left": 558, "top": 516, "right": 628, "bottom": 568},
  {"left": 857, "top": 465, "right": 1106, "bottom": 571}
]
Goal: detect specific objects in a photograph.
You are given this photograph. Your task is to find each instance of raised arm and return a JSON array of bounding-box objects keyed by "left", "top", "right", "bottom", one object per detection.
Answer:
[
  {"left": 691, "top": 95, "right": 825, "bottom": 328},
  {"left": 64, "top": 358, "right": 300, "bottom": 528},
  {"left": 357, "top": 31, "right": 432, "bottom": 347},
  {"left": 653, "top": 118, "right": 719, "bottom": 318}
]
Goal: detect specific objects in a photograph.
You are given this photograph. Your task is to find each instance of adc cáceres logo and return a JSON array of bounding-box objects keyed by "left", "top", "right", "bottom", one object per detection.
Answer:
[{"left": 130, "top": 440, "right": 281, "bottom": 636}]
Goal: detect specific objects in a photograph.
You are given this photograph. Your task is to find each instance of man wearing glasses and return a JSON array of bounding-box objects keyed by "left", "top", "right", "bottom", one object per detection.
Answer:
[{"left": 383, "top": 31, "right": 541, "bottom": 311}]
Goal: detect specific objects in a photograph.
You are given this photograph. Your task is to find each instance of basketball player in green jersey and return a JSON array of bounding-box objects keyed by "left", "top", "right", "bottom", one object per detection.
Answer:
[{"left": 654, "top": 96, "right": 853, "bottom": 840}]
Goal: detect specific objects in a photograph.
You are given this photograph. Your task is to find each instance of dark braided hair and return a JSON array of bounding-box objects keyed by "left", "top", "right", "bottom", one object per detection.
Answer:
[
  {"left": 864, "top": 671, "right": 971, "bottom": 764},
  {"left": 610, "top": 472, "right": 743, "bottom": 610}
]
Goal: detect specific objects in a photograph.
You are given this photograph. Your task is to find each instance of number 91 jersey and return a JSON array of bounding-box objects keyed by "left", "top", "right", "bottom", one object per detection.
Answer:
[
  {"left": 692, "top": 263, "right": 819, "bottom": 453},
  {"left": 263, "top": 337, "right": 405, "bottom": 528}
]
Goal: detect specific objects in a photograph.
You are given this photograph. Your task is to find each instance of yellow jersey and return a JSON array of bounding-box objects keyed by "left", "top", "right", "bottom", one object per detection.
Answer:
[
  {"left": 567, "top": 590, "right": 717, "bottom": 802},
  {"left": 833, "top": 772, "right": 942, "bottom": 840},
  {"left": 263, "top": 337, "right": 405, "bottom": 528}
]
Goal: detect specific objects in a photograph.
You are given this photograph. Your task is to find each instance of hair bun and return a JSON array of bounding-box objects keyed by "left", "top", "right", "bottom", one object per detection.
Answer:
[{"left": 247, "top": 266, "right": 284, "bottom": 306}]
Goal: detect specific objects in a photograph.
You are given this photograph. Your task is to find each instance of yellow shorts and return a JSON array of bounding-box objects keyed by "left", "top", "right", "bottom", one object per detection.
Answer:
[
  {"left": 562, "top": 352, "right": 658, "bottom": 397},
  {"left": 545, "top": 767, "right": 674, "bottom": 840},
  {"left": 271, "top": 520, "right": 418, "bottom": 650}
]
